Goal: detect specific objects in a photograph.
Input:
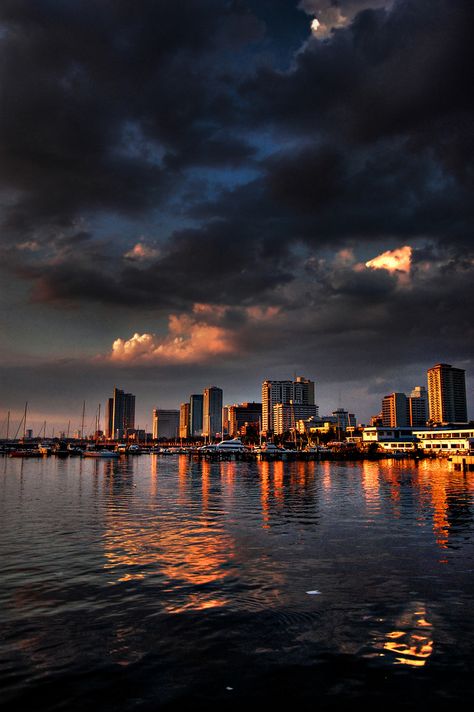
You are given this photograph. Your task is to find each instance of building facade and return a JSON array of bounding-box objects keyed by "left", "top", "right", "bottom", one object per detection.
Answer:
[
  {"left": 202, "top": 387, "right": 223, "bottom": 439},
  {"left": 189, "top": 394, "right": 203, "bottom": 437},
  {"left": 273, "top": 402, "right": 318, "bottom": 435},
  {"left": 227, "top": 402, "right": 262, "bottom": 437},
  {"left": 108, "top": 387, "right": 135, "bottom": 439},
  {"left": 179, "top": 403, "right": 190, "bottom": 439},
  {"left": 152, "top": 409, "right": 179, "bottom": 440},
  {"left": 261, "top": 376, "right": 315, "bottom": 433},
  {"left": 382, "top": 392, "right": 409, "bottom": 427},
  {"left": 409, "top": 386, "right": 428, "bottom": 426},
  {"left": 427, "top": 363, "right": 467, "bottom": 424}
]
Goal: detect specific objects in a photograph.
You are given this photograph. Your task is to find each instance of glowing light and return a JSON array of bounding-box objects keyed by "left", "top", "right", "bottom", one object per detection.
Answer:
[
  {"left": 311, "top": 18, "right": 321, "bottom": 33},
  {"left": 365, "top": 245, "right": 412, "bottom": 274}
]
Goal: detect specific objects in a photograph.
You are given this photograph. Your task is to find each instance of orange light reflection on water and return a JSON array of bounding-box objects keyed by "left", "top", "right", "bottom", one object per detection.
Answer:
[{"left": 382, "top": 605, "right": 434, "bottom": 667}]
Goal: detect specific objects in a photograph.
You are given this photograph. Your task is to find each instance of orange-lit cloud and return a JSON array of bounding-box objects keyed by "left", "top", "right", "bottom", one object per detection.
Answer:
[
  {"left": 123, "top": 241, "right": 160, "bottom": 261},
  {"left": 365, "top": 245, "right": 412, "bottom": 275},
  {"left": 109, "top": 313, "right": 235, "bottom": 364},
  {"left": 105, "top": 301, "right": 284, "bottom": 365}
]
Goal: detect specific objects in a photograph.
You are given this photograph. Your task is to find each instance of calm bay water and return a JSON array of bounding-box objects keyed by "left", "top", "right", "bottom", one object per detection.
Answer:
[{"left": 1, "top": 455, "right": 473, "bottom": 711}]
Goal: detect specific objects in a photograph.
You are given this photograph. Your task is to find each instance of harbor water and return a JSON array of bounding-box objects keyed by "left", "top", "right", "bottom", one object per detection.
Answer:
[{"left": 1, "top": 455, "right": 473, "bottom": 710}]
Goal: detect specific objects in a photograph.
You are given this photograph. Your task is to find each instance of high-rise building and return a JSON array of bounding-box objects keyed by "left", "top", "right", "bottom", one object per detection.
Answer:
[
  {"left": 409, "top": 386, "right": 428, "bottom": 426},
  {"left": 382, "top": 392, "right": 409, "bottom": 427},
  {"left": 179, "top": 403, "right": 190, "bottom": 439},
  {"left": 227, "top": 402, "right": 262, "bottom": 437},
  {"left": 189, "top": 394, "right": 203, "bottom": 437},
  {"left": 261, "top": 376, "right": 315, "bottom": 433},
  {"left": 202, "top": 386, "right": 223, "bottom": 439},
  {"left": 273, "top": 402, "right": 318, "bottom": 435},
  {"left": 427, "top": 363, "right": 467, "bottom": 424},
  {"left": 152, "top": 409, "right": 180, "bottom": 440},
  {"left": 105, "top": 397, "right": 114, "bottom": 438},
  {"left": 109, "top": 387, "right": 135, "bottom": 439}
]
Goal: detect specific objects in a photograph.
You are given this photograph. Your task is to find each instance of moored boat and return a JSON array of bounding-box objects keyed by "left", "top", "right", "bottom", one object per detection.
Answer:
[{"left": 82, "top": 449, "right": 120, "bottom": 458}]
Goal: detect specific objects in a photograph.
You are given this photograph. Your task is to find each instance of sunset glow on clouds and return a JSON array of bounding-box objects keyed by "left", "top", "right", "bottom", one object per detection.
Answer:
[
  {"left": 107, "top": 303, "right": 283, "bottom": 365},
  {"left": 365, "top": 246, "right": 412, "bottom": 274},
  {"left": 109, "top": 312, "right": 235, "bottom": 364},
  {"left": 123, "top": 242, "right": 161, "bottom": 261}
]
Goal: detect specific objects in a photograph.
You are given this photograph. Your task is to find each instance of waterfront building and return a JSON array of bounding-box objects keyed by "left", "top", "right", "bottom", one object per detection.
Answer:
[
  {"left": 362, "top": 424, "right": 474, "bottom": 454},
  {"left": 202, "top": 386, "right": 223, "bottom": 439},
  {"left": 227, "top": 402, "right": 262, "bottom": 437},
  {"left": 427, "top": 363, "right": 467, "bottom": 424},
  {"left": 262, "top": 376, "right": 315, "bottom": 433},
  {"left": 409, "top": 386, "right": 428, "bottom": 426},
  {"left": 412, "top": 426, "right": 474, "bottom": 453},
  {"left": 273, "top": 402, "right": 318, "bottom": 435},
  {"left": 179, "top": 403, "right": 190, "bottom": 439},
  {"left": 382, "top": 392, "right": 409, "bottom": 427},
  {"left": 362, "top": 426, "right": 419, "bottom": 443},
  {"left": 152, "top": 409, "right": 179, "bottom": 440},
  {"left": 109, "top": 387, "right": 135, "bottom": 439},
  {"left": 189, "top": 394, "right": 203, "bottom": 437}
]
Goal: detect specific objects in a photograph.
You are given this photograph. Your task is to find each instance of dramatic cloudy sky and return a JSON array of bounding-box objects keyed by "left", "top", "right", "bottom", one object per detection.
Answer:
[{"left": 0, "top": 0, "right": 473, "bottom": 433}]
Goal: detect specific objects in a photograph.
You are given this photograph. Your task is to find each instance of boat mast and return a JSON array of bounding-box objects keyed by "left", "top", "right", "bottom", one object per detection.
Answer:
[
  {"left": 6, "top": 410, "right": 10, "bottom": 440},
  {"left": 22, "top": 402, "right": 28, "bottom": 440},
  {"left": 80, "top": 401, "right": 85, "bottom": 440}
]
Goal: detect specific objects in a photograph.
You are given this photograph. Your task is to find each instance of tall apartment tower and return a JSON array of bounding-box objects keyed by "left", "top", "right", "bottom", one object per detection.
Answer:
[
  {"left": 179, "top": 403, "right": 190, "bottom": 439},
  {"left": 202, "top": 386, "right": 223, "bottom": 439},
  {"left": 409, "top": 386, "right": 428, "bottom": 426},
  {"left": 110, "top": 387, "right": 135, "bottom": 439},
  {"left": 382, "top": 392, "right": 409, "bottom": 427},
  {"left": 105, "top": 397, "right": 114, "bottom": 438},
  {"left": 427, "top": 363, "right": 467, "bottom": 424},
  {"left": 261, "top": 376, "right": 315, "bottom": 433},
  {"left": 189, "top": 394, "right": 204, "bottom": 437}
]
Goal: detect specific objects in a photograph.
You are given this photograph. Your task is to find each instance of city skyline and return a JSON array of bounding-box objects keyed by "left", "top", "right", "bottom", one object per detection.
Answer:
[
  {"left": 0, "top": 1, "right": 473, "bottom": 431},
  {"left": 2, "top": 360, "right": 469, "bottom": 439}
]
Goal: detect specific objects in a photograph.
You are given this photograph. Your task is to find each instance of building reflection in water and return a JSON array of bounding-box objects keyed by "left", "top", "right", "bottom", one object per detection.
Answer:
[{"left": 101, "top": 457, "right": 235, "bottom": 614}]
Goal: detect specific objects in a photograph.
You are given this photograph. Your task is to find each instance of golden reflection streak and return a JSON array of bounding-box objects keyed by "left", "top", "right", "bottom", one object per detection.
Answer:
[
  {"left": 220, "top": 460, "right": 236, "bottom": 496},
  {"left": 430, "top": 475, "right": 449, "bottom": 550},
  {"left": 274, "top": 460, "right": 284, "bottom": 505},
  {"left": 177, "top": 454, "right": 188, "bottom": 505},
  {"left": 150, "top": 454, "right": 159, "bottom": 497},
  {"left": 321, "top": 460, "right": 331, "bottom": 491},
  {"left": 361, "top": 461, "right": 380, "bottom": 508},
  {"left": 201, "top": 459, "right": 210, "bottom": 512},
  {"left": 259, "top": 460, "right": 270, "bottom": 529}
]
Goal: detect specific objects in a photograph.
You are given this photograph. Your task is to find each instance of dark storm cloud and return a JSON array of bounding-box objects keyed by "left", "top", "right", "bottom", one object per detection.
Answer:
[
  {"left": 0, "top": 0, "right": 473, "bottom": 408},
  {"left": 21, "top": 219, "right": 295, "bottom": 308},
  {"left": 244, "top": 0, "right": 473, "bottom": 144},
  {"left": 0, "top": 0, "right": 262, "bottom": 239}
]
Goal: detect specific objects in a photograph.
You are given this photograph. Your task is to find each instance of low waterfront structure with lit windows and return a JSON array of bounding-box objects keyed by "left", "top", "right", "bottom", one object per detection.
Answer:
[
  {"left": 362, "top": 425, "right": 474, "bottom": 455},
  {"left": 362, "top": 426, "right": 419, "bottom": 443},
  {"left": 412, "top": 427, "right": 474, "bottom": 454}
]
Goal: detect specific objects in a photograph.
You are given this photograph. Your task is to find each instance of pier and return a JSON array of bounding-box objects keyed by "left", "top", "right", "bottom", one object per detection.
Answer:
[{"left": 450, "top": 455, "right": 474, "bottom": 471}]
